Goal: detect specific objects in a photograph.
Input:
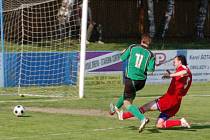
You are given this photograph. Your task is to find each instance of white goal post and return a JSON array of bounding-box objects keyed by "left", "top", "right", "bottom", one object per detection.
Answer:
[
  {"left": 0, "top": 0, "right": 4, "bottom": 87},
  {"left": 79, "top": 0, "right": 88, "bottom": 98}
]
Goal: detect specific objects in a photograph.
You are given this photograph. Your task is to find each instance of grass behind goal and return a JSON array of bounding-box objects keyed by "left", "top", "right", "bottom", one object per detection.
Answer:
[{"left": 0, "top": 73, "right": 123, "bottom": 98}]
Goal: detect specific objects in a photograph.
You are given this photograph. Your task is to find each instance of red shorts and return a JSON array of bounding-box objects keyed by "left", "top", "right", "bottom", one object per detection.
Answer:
[{"left": 157, "top": 93, "right": 182, "bottom": 117}]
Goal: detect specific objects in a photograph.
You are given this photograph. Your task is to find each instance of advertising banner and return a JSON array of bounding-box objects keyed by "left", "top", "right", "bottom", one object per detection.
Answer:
[
  {"left": 187, "top": 50, "right": 210, "bottom": 82},
  {"left": 85, "top": 51, "right": 122, "bottom": 73},
  {"left": 0, "top": 50, "right": 209, "bottom": 87},
  {"left": 85, "top": 50, "right": 210, "bottom": 83},
  {"left": 147, "top": 50, "right": 177, "bottom": 83}
]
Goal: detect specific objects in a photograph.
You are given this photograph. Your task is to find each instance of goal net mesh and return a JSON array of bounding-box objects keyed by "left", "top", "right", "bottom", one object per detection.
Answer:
[
  {"left": 1, "top": 0, "right": 124, "bottom": 98},
  {"left": 2, "top": 0, "right": 81, "bottom": 97}
]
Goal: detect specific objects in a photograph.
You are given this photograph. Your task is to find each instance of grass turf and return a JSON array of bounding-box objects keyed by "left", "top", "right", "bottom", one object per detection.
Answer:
[
  {"left": 0, "top": 82, "right": 209, "bottom": 140},
  {"left": 1, "top": 41, "right": 210, "bottom": 139}
]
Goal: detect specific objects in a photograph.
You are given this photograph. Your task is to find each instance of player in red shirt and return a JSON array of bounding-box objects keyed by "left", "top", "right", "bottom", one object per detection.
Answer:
[{"left": 118, "top": 55, "right": 192, "bottom": 129}]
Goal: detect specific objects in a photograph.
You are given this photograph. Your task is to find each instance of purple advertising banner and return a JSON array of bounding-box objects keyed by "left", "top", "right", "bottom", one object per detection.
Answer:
[{"left": 85, "top": 51, "right": 122, "bottom": 73}]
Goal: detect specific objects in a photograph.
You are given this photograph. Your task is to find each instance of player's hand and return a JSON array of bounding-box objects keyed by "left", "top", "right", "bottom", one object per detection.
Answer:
[
  {"left": 147, "top": 72, "right": 153, "bottom": 75},
  {"left": 121, "top": 49, "right": 126, "bottom": 54},
  {"left": 162, "top": 73, "right": 170, "bottom": 79},
  {"left": 166, "top": 69, "right": 171, "bottom": 74},
  {"left": 162, "top": 70, "right": 171, "bottom": 79}
]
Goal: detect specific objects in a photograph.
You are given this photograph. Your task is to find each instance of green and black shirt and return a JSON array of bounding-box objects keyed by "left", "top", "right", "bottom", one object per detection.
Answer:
[{"left": 121, "top": 44, "right": 155, "bottom": 80}]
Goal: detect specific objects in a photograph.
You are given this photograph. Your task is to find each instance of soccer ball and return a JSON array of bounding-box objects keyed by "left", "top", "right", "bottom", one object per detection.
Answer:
[{"left": 13, "top": 105, "right": 25, "bottom": 117}]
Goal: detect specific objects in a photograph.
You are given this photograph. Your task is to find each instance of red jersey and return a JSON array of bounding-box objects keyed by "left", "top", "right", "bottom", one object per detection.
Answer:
[
  {"left": 167, "top": 65, "right": 192, "bottom": 98},
  {"left": 157, "top": 65, "right": 192, "bottom": 117}
]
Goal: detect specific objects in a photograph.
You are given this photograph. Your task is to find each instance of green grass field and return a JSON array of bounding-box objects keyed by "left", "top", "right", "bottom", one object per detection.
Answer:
[
  {"left": 1, "top": 41, "right": 210, "bottom": 139},
  {"left": 0, "top": 82, "right": 210, "bottom": 140},
  {"left": 3, "top": 39, "right": 210, "bottom": 52}
]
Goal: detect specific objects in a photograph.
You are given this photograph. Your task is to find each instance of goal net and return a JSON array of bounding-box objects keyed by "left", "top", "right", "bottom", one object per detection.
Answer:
[
  {"left": 1, "top": 0, "right": 124, "bottom": 98},
  {"left": 1, "top": 0, "right": 82, "bottom": 97}
]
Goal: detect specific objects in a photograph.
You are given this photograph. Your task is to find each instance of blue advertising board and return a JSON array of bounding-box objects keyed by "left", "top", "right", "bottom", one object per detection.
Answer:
[{"left": 3, "top": 52, "right": 78, "bottom": 87}]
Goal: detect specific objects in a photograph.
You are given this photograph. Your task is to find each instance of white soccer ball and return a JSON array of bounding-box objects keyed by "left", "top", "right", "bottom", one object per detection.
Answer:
[{"left": 13, "top": 105, "right": 25, "bottom": 117}]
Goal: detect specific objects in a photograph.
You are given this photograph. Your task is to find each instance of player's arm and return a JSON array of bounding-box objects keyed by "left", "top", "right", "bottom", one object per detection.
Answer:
[
  {"left": 88, "top": 7, "right": 95, "bottom": 25},
  {"left": 120, "top": 46, "right": 131, "bottom": 61},
  {"left": 170, "top": 70, "right": 187, "bottom": 77},
  {"left": 162, "top": 70, "right": 187, "bottom": 79},
  {"left": 147, "top": 55, "right": 155, "bottom": 73}
]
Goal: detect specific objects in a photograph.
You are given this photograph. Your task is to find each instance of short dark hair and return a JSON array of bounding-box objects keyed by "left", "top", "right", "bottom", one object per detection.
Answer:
[
  {"left": 141, "top": 34, "right": 152, "bottom": 46},
  {"left": 176, "top": 55, "right": 187, "bottom": 66}
]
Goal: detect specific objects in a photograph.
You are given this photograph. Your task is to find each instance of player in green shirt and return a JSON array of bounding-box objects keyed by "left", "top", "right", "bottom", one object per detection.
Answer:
[{"left": 109, "top": 34, "right": 155, "bottom": 133}]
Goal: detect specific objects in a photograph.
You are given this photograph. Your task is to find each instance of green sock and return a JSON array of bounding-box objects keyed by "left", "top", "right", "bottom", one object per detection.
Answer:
[
  {"left": 115, "top": 95, "right": 124, "bottom": 109},
  {"left": 127, "top": 105, "right": 145, "bottom": 121}
]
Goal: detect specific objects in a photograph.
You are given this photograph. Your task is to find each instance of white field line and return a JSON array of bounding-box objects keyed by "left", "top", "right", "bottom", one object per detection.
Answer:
[
  {"left": 138, "top": 94, "right": 210, "bottom": 99},
  {"left": 0, "top": 98, "right": 79, "bottom": 103},
  {"left": 1, "top": 121, "right": 210, "bottom": 140},
  {"left": 0, "top": 93, "right": 72, "bottom": 98},
  {"left": 0, "top": 94, "right": 210, "bottom": 103},
  {"left": 19, "top": 94, "right": 66, "bottom": 98},
  {"left": 189, "top": 95, "right": 210, "bottom": 97}
]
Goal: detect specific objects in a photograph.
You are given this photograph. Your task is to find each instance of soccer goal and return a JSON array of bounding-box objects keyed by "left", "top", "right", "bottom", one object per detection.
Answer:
[{"left": 0, "top": 0, "right": 89, "bottom": 98}]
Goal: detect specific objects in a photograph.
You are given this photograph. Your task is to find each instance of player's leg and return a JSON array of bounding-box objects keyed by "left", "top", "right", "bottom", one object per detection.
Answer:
[
  {"left": 116, "top": 79, "right": 147, "bottom": 120},
  {"left": 156, "top": 113, "right": 182, "bottom": 129},
  {"left": 120, "top": 100, "right": 158, "bottom": 120},
  {"left": 156, "top": 105, "right": 190, "bottom": 128},
  {"left": 180, "top": 118, "right": 191, "bottom": 128},
  {"left": 123, "top": 79, "right": 149, "bottom": 132},
  {"left": 124, "top": 79, "right": 146, "bottom": 121},
  {"left": 155, "top": 98, "right": 182, "bottom": 128},
  {"left": 138, "top": 99, "right": 159, "bottom": 115},
  {"left": 124, "top": 99, "right": 149, "bottom": 133},
  {"left": 156, "top": 113, "right": 173, "bottom": 128},
  {"left": 124, "top": 99, "right": 145, "bottom": 121},
  {"left": 109, "top": 78, "right": 136, "bottom": 115},
  {"left": 96, "top": 24, "right": 104, "bottom": 44},
  {"left": 120, "top": 78, "right": 142, "bottom": 120},
  {"left": 109, "top": 95, "right": 124, "bottom": 115},
  {"left": 156, "top": 117, "right": 166, "bottom": 128},
  {"left": 120, "top": 92, "right": 171, "bottom": 120},
  {"left": 157, "top": 118, "right": 190, "bottom": 128},
  {"left": 86, "top": 23, "right": 94, "bottom": 42}
]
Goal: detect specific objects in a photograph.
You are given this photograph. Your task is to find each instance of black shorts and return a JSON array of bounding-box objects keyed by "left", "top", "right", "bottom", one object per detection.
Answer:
[{"left": 123, "top": 77, "right": 146, "bottom": 100}]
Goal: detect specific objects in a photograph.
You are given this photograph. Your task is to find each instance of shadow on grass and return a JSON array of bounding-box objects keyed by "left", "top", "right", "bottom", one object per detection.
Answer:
[
  {"left": 127, "top": 124, "right": 210, "bottom": 133},
  {"left": 11, "top": 97, "right": 51, "bottom": 101},
  {"left": 160, "top": 127, "right": 196, "bottom": 131},
  {"left": 127, "top": 126, "right": 138, "bottom": 130},
  {"left": 16, "top": 115, "right": 32, "bottom": 118},
  {"left": 157, "top": 124, "right": 210, "bottom": 132},
  {"left": 147, "top": 128, "right": 161, "bottom": 133},
  {"left": 127, "top": 126, "right": 161, "bottom": 134},
  {"left": 190, "top": 124, "right": 210, "bottom": 130}
]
